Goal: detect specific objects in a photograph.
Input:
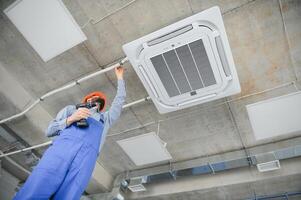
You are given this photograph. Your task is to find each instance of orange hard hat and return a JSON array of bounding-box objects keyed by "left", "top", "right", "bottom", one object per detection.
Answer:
[{"left": 82, "top": 91, "right": 107, "bottom": 112}]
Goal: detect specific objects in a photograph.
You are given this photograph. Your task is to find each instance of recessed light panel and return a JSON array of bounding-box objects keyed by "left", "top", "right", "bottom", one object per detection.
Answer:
[
  {"left": 117, "top": 132, "right": 172, "bottom": 166},
  {"left": 4, "top": 0, "right": 87, "bottom": 62},
  {"left": 247, "top": 92, "right": 301, "bottom": 140}
]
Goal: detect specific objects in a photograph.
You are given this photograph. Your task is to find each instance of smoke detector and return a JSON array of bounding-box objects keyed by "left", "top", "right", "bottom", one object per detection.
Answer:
[{"left": 123, "top": 6, "right": 240, "bottom": 113}]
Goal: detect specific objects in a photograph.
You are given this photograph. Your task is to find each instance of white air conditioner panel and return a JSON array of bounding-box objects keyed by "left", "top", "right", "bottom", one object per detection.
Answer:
[
  {"left": 123, "top": 6, "right": 240, "bottom": 113},
  {"left": 142, "top": 28, "right": 226, "bottom": 106}
]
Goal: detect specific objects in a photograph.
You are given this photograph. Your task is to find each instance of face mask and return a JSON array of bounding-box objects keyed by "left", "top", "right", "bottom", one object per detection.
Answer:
[
  {"left": 89, "top": 106, "right": 98, "bottom": 113},
  {"left": 88, "top": 106, "right": 100, "bottom": 121}
]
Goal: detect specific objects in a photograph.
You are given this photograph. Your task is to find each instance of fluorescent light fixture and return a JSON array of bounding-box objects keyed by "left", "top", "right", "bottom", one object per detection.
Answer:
[
  {"left": 117, "top": 132, "right": 172, "bottom": 166},
  {"left": 4, "top": 0, "right": 87, "bottom": 62},
  {"left": 246, "top": 92, "right": 301, "bottom": 140}
]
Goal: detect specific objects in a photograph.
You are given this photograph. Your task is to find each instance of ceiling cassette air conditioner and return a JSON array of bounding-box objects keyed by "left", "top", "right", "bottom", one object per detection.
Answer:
[{"left": 123, "top": 6, "right": 240, "bottom": 113}]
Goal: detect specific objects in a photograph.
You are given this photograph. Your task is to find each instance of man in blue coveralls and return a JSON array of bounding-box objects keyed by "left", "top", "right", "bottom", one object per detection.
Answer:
[{"left": 14, "top": 66, "right": 126, "bottom": 200}]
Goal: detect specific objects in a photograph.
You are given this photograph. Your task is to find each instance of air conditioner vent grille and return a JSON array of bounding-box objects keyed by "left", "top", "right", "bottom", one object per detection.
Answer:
[
  {"left": 123, "top": 6, "right": 241, "bottom": 113},
  {"left": 150, "top": 39, "right": 216, "bottom": 97},
  {"left": 257, "top": 160, "right": 281, "bottom": 172},
  {"left": 128, "top": 184, "right": 146, "bottom": 192}
]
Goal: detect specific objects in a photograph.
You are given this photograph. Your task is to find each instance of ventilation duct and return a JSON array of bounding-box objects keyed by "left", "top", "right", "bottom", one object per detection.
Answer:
[
  {"left": 123, "top": 6, "right": 240, "bottom": 113},
  {"left": 124, "top": 145, "right": 301, "bottom": 191}
]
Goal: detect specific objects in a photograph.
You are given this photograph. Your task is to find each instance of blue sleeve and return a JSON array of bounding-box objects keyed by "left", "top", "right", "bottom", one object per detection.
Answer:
[
  {"left": 99, "top": 80, "right": 126, "bottom": 152},
  {"left": 104, "top": 79, "right": 126, "bottom": 126},
  {"left": 45, "top": 105, "right": 76, "bottom": 137}
]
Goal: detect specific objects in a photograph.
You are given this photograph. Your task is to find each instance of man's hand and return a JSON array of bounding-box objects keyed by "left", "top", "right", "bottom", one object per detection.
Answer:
[
  {"left": 66, "top": 108, "right": 90, "bottom": 126},
  {"left": 115, "top": 66, "right": 124, "bottom": 80}
]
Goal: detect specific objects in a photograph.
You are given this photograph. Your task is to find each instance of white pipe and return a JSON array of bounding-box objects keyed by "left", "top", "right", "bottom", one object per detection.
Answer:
[
  {"left": 82, "top": 0, "right": 137, "bottom": 28},
  {"left": 0, "top": 150, "right": 31, "bottom": 175},
  {"left": 40, "top": 82, "right": 77, "bottom": 99},
  {"left": 0, "top": 141, "right": 52, "bottom": 158},
  {"left": 77, "top": 65, "right": 117, "bottom": 83},
  {"left": 0, "top": 81, "right": 296, "bottom": 158},
  {"left": 0, "top": 99, "right": 41, "bottom": 124},
  {"left": 123, "top": 96, "right": 151, "bottom": 109},
  {"left": 0, "top": 57, "right": 129, "bottom": 125},
  {"left": 0, "top": 96, "right": 150, "bottom": 159}
]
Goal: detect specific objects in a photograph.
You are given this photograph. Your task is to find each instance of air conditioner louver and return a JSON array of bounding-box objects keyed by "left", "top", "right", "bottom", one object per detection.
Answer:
[{"left": 123, "top": 6, "right": 241, "bottom": 113}]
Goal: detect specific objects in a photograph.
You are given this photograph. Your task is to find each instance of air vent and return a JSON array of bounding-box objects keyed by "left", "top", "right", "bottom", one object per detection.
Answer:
[
  {"left": 123, "top": 6, "right": 240, "bottom": 113},
  {"left": 257, "top": 160, "right": 281, "bottom": 172},
  {"left": 128, "top": 177, "right": 147, "bottom": 192}
]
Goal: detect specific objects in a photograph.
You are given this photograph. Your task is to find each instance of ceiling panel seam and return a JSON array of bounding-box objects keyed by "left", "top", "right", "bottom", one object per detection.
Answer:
[
  {"left": 223, "top": 0, "right": 257, "bottom": 16},
  {"left": 278, "top": 0, "right": 299, "bottom": 82},
  {"left": 226, "top": 101, "right": 251, "bottom": 161},
  {"left": 186, "top": 0, "right": 194, "bottom": 14}
]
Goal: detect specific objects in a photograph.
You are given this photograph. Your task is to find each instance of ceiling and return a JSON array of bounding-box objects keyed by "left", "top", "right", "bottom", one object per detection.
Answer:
[
  {"left": 0, "top": 0, "right": 301, "bottom": 199},
  {"left": 139, "top": 174, "right": 301, "bottom": 200}
]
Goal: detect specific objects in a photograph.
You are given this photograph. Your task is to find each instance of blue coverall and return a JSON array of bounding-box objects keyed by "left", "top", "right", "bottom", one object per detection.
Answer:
[{"left": 13, "top": 80, "right": 126, "bottom": 200}]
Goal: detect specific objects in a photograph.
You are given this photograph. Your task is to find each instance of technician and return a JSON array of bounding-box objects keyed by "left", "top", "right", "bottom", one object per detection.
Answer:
[{"left": 14, "top": 66, "right": 126, "bottom": 200}]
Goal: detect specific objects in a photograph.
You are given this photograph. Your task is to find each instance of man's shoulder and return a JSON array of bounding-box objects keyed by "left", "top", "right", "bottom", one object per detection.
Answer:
[
  {"left": 60, "top": 105, "right": 76, "bottom": 113},
  {"left": 65, "top": 105, "right": 76, "bottom": 109}
]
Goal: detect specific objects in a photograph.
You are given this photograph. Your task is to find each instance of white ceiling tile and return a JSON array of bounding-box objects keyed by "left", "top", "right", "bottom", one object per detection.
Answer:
[
  {"left": 247, "top": 91, "right": 301, "bottom": 140},
  {"left": 117, "top": 132, "right": 172, "bottom": 166},
  {"left": 4, "top": 0, "right": 87, "bottom": 62}
]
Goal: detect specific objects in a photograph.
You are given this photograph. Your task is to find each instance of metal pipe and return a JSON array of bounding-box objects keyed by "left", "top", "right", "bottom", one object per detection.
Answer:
[
  {"left": 0, "top": 96, "right": 149, "bottom": 158},
  {"left": 0, "top": 57, "right": 129, "bottom": 125},
  {"left": 127, "top": 145, "right": 301, "bottom": 185},
  {"left": 247, "top": 191, "right": 301, "bottom": 200},
  {"left": 98, "top": 145, "right": 301, "bottom": 199}
]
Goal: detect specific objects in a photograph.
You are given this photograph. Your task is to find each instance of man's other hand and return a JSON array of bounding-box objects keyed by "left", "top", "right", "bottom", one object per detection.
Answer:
[
  {"left": 115, "top": 66, "right": 124, "bottom": 80},
  {"left": 66, "top": 108, "right": 90, "bottom": 126}
]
